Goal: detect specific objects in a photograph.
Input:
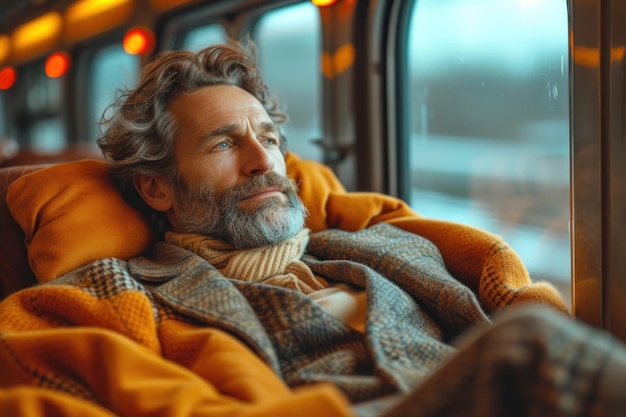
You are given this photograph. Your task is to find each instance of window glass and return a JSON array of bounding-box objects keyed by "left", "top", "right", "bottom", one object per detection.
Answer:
[
  {"left": 12, "top": 61, "right": 66, "bottom": 152},
  {"left": 183, "top": 24, "right": 227, "bottom": 51},
  {"left": 30, "top": 117, "right": 66, "bottom": 152},
  {"left": 255, "top": 2, "right": 322, "bottom": 161},
  {"left": 0, "top": 92, "right": 5, "bottom": 136},
  {"left": 0, "top": 92, "right": 17, "bottom": 161},
  {"left": 25, "top": 65, "right": 62, "bottom": 113},
  {"left": 86, "top": 43, "right": 139, "bottom": 141},
  {"left": 405, "top": 0, "right": 571, "bottom": 307}
]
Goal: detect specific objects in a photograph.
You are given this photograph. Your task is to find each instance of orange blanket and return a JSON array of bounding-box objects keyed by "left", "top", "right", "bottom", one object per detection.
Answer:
[{"left": 0, "top": 283, "right": 353, "bottom": 417}]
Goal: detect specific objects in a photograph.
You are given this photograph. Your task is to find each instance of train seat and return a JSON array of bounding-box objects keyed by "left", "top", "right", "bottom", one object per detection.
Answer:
[
  {"left": 0, "top": 164, "right": 42, "bottom": 299},
  {"left": 0, "top": 146, "right": 103, "bottom": 168}
]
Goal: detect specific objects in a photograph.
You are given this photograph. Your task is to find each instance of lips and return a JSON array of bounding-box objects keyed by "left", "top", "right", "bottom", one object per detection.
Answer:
[
  {"left": 227, "top": 172, "right": 297, "bottom": 204},
  {"left": 240, "top": 187, "right": 284, "bottom": 201}
]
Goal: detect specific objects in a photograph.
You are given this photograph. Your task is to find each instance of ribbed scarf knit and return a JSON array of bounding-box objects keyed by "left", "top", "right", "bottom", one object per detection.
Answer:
[{"left": 165, "top": 228, "right": 329, "bottom": 294}]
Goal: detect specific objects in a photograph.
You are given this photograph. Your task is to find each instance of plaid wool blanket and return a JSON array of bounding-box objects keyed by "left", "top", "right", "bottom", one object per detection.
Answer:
[{"left": 135, "top": 223, "right": 490, "bottom": 403}]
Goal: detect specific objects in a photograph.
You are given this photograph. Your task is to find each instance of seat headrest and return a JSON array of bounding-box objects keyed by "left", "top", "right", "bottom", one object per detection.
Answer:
[{"left": 0, "top": 165, "right": 43, "bottom": 298}]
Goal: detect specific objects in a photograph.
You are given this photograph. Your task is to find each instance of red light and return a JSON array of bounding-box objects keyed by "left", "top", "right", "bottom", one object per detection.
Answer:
[
  {"left": 312, "top": 0, "right": 338, "bottom": 6},
  {"left": 123, "top": 27, "right": 155, "bottom": 55},
  {"left": 45, "top": 51, "right": 72, "bottom": 78},
  {"left": 0, "top": 66, "right": 16, "bottom": 90}
]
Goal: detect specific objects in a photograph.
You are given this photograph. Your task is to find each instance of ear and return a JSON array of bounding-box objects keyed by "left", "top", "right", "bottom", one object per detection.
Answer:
[{"left": 134, "top": 175, "right": 174, "bottom": 212}]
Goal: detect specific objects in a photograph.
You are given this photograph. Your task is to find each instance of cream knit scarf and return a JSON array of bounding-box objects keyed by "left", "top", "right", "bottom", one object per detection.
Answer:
[{"left": 165, "top": 229, "right": 329, "bottom": 294}]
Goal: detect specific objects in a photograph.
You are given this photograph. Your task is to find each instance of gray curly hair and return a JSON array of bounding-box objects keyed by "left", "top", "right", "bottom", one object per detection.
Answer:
[{"left": 97, "top": 40, "right": 288, "bottom": 211}]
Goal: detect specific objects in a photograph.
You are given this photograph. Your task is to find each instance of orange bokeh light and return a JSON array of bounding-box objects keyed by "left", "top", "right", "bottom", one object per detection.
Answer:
[
  {"left": 45, "top": 51, "right": 72, "bottom": 78},
  {"left": 123, "top": 26, "right": 155, "bottom": 55},
  {"left": 0, "top": 66, "right": 16, "bottom": 90}
]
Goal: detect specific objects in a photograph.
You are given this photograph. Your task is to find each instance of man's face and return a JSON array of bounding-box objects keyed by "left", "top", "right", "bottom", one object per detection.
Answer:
[{"left": 165, "top": 85, "right": 306, "bottom": 248}]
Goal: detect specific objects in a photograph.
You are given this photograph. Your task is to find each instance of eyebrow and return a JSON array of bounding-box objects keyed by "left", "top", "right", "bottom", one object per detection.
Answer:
[
  {"left": 200, "top": 123, "right": 236, "bottom": 140},
  {"left": 200, "top": 121, "right": 279, "bottom": 142},
  {"left": 258, "top": 121, "right": 279, "bottom": 133}
]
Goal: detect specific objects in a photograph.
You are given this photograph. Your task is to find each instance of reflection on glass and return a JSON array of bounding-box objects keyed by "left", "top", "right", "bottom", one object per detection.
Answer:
[
  {"left": 406, "top": 0, "right": 571, "bottom": 307},
  {"left": 255, "top": 2, "right": 322, "bottom": 161},
  {"left": 87, "top": 43, "right": 139, "bottom": 141},
  {"left": 183, "top": 24, "right": 227, "bottom": 51}
]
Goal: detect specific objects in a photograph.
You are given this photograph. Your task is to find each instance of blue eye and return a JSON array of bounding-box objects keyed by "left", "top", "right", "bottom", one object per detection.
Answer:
[
  {"left": 263, "top": 137, "right": 279, "bottom": 147},
  {"left": 215, "top": 141, "right": 230, "bottom": 150}
]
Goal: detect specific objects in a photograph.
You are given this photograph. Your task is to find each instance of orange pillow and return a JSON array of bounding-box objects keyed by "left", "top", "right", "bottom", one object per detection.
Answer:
[{"left": 6, "top": 159, "right": 154, "bottom": 284}]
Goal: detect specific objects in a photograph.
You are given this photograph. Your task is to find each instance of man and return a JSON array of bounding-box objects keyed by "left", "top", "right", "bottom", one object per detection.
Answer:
[{"left": 1, "top": 41, "right": 625, "bottom": 417}]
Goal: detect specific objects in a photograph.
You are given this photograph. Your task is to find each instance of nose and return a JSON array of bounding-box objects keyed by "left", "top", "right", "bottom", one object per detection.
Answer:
[{"left": 242, "top": 136, "right": 275, "bottom": 176}]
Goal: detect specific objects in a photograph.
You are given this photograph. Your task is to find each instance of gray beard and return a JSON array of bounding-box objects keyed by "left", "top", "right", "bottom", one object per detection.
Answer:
[{"left": 171, "top": 172, "right": 307, "bottom": 249}]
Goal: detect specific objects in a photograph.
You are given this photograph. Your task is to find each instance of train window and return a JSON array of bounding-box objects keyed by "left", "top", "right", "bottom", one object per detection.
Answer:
[
  {"left": 30, "top": 118, "right": 66, "bottom": 152},
  {"left": 0, "top": 92, "right": 6, "bottom": 137},
  {"left": 254, "top": 1, "right": 322, "bottom": 161},
  {"left": 16, "top": 61, "right": 66, "bottom": 152},
  {"left": 86, "top": 43, "right": 139, "bottom": 141},
  {"left": 0, "top": 92, "right": 15, "bottom": 160},
  {"left": 182, "top": 24, "right": 227, "bottom": 51},
  {"left": 403, "top": 0, "right": 571, "bottom": 306}
]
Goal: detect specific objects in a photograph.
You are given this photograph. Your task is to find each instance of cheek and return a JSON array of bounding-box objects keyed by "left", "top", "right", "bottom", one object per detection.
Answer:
[
  {"left": 200, "top": 162, "right": 237, "bottom": 189},
  {"left": 175, "top": 157, "right": 229, "bottom": 190}
]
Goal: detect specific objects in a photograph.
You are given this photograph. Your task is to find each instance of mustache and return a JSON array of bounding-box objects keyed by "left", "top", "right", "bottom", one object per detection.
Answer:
[{"left": 219, "top": 172, "right": 299, "bottom": 201}]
